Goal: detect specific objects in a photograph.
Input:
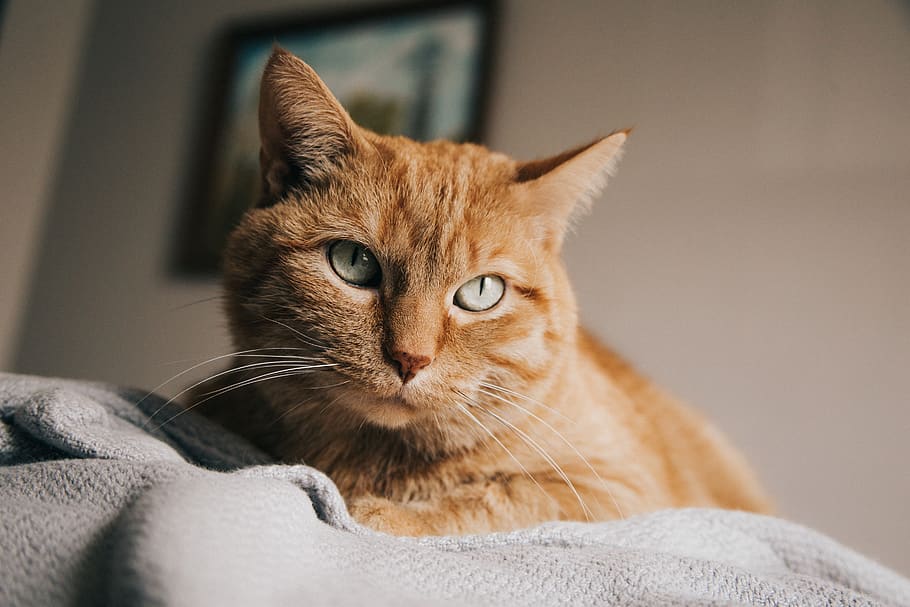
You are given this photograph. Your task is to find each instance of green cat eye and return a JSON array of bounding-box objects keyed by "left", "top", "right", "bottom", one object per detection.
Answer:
[
  {"left": 328, "top": 240, "right": 381, "bottom": 287},
  {"left": 454, "top": 275, "right": 505, "bottom": 312}
]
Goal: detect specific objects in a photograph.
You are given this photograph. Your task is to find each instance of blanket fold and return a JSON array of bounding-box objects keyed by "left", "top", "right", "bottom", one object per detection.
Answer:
[{"left": 1, "top": 372, "right": 907, "bottom": 606}]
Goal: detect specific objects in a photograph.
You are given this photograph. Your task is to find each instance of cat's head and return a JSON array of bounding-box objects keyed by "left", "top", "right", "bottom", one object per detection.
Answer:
[{"left": 223, "top": 48, "right": 626, "bottom": 438}]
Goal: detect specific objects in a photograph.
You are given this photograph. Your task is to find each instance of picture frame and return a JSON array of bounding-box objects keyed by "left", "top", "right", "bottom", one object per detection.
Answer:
[{"left": 175, "top": 0, "right": 498, "bottom": 275}]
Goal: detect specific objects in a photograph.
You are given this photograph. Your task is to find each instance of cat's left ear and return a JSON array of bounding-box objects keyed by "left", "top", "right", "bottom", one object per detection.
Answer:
[{"left": 513, "top": 130, "right": 629, "bottom": 247}]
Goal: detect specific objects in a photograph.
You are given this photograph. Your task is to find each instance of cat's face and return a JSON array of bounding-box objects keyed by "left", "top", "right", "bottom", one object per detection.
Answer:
[{"left": 223, "top": 49, "right": 626, "bottom": 435}]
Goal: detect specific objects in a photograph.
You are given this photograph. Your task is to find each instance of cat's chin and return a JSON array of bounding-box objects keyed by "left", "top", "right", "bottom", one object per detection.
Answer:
[{"left": 348, "top": 394, "right": 423, "bottom": 430}]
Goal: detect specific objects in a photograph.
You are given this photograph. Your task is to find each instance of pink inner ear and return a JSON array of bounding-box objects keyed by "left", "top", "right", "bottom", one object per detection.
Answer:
[
  {"left": 509, "top": 131, "right": 628, "bottom": 251},
  {"left": 514, "top": 139, "right": 602, "bottom": 183}
]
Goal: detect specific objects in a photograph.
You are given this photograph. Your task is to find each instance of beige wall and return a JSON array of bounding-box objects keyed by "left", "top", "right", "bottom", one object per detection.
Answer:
[
  {"left": 0, "top": 0, "right": 93, "bottom": 368},
  {"left": 8, "top": 0, "right": 909, "bottom": 574},
  {"left": 491, "top": 0, "right": 910, "bottom": 573}
]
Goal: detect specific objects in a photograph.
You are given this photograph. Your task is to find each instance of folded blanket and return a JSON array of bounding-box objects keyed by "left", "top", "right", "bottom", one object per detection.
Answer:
[{"left": 1, "top": 372, "right": 908, "bottom": 606}]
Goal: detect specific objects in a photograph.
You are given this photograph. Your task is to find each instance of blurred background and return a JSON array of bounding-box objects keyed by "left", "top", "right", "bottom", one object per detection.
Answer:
[{"left": 1, "top": 0, "right": 908, "bottom": 574}]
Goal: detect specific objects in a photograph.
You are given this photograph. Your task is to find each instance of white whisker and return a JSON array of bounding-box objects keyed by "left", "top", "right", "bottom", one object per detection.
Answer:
[
  {"left": 151, "top": 364, "right": 337, "bottom": 432},
  {"left": 230, "top": 353, "right": 325, "bottom": 360},
  {"left": 478, "top": 381, "right": 573, "bottom": 422},
  {"left": 196, "top": 364, "right": 338, "bottom": 401},
  {"left": 452, "top": 398, "right": 557, "bottom": 511},
  {"left": 258, "top": 314, "right": 326, "bottom": 349},
  {"left": 168, "top": 295, "right": 224, "bottom": 311},
  {"left": 477, "top": 388, "right": 624, "bottom": 519},
  {"left": 140, "top": 347, "right": 319, "bottom": 405},
  {"left": 142, "top": 357, "right": 330, "bottom": 428},
  {"left": 465, "top": 396, "right": 594, "bottom": 521},
  {"left": 192, "top": 361, "right": 331, "bottom": 398},
  {"left": 299, "top": 379, "right": 350, "bottom": 390}
]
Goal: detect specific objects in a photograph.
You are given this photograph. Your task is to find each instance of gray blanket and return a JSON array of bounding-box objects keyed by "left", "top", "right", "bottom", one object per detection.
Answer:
[{"left": 1, "top": 373, "right": 908, "bottom": 606}]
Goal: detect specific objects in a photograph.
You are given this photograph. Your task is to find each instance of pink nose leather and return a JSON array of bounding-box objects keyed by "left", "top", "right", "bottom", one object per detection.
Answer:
[{"left": 389, "top": 350, "right": 433, "bottom": 384}]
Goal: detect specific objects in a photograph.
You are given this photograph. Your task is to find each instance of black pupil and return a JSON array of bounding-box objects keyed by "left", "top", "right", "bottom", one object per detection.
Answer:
[{"left": 332, "top": 241, "right": 380, "bottom": 288}]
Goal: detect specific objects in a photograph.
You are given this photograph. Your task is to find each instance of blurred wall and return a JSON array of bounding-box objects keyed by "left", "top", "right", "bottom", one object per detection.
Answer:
[
  {"left": 0, "top": 0, "right": 93, "bottom": 368},
  {"left": 9, "top": 0, "right": 910, "bottom": 574}
]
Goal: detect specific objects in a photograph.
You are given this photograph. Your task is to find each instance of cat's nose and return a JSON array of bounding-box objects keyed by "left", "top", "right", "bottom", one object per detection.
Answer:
[{"left": 389, "top": 350, "right": 433, "bottom": 384}]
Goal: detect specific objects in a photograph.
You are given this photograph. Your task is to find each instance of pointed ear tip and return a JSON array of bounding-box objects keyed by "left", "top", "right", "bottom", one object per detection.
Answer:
[
  {"left": 608, "top": 127, "right": 633, "bottom": 142},
  {"left": 263, "top": 46, "right": 290, "bottom": 77},
  {"left": 266, "top": 45, "right": 290, "bottom": 63},
  {"left": 263, "top": 46, "right": 317, "bottom": 84},
  {"left": 267, "top": 45, "right": 313, "bottom": 69}
]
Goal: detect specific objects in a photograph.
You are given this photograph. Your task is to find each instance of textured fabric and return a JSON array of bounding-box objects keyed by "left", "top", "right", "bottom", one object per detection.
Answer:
[{"left": 1, "top": 372, "right": 908, "bottom": 606}]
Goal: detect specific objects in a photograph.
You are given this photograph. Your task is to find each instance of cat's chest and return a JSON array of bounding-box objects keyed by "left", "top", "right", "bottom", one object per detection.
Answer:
[{"left": 317, "top": 449, "right": 484, "bottom": 502}]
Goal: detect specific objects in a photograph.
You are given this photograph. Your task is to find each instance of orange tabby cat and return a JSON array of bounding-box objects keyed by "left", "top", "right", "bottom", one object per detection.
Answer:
[{"left": 195, "top": 48, "right": 771, "bottom": 535}]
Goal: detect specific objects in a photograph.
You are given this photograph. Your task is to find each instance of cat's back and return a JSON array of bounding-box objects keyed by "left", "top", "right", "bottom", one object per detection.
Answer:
[{"left": 577, "top": 328, "right": 773, "bottom": 513}]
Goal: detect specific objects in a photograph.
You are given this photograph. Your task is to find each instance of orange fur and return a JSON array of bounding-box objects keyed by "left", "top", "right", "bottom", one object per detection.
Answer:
[{"left": 194, "top": 48, "right": 771, "bottom": 535}]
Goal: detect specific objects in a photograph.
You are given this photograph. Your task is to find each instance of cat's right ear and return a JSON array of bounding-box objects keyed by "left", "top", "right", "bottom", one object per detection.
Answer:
[
  {"left": 257, "top": 47, "right": 360, "bottom": 206},
  {"left": 512, "top": 130, "right": 629, "bottom": 249}
]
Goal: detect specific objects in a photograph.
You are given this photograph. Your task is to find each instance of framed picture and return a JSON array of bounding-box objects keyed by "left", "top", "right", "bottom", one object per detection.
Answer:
[{"left": 176, "top": 0, "right": 498, "bottom": 275}]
